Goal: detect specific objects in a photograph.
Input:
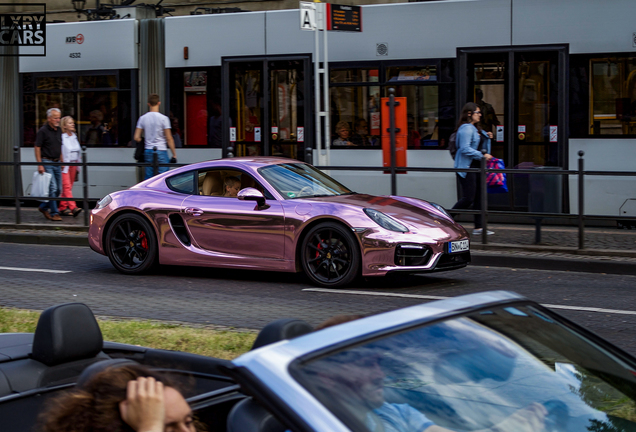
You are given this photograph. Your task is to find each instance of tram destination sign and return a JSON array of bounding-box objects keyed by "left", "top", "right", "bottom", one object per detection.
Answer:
[{"left": 327, "top": 3, "right": 361, "bottom": 32}]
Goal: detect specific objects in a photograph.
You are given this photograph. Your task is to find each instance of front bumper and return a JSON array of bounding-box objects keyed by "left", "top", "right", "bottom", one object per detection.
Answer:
[{"left": 356, "top": 227, "right": 470, "bottom": 277}]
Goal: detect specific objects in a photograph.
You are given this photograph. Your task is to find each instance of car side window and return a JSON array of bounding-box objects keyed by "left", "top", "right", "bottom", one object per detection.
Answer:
[
  {"left": 166, "top": 171, "right": 196, "bottom": 194},
  {"left": 197, "top": 169, "right": 273, "bottom": 199}
]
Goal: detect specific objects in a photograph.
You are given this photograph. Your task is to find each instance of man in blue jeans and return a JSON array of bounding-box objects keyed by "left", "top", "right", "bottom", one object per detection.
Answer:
[
  {"left": 34, "top": 108, "right": 63, "bottom": 221},
  {"left": 134, "top": 94, "right": 177, "bottom": 180}
]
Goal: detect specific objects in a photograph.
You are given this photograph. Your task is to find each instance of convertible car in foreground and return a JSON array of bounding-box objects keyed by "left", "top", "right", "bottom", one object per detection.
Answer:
[
  {"left": 88, "top": 157, "right": 470, "bottom": 287},
  {"left": 2, "top": 291, "right": 636, "bottom": 431}
]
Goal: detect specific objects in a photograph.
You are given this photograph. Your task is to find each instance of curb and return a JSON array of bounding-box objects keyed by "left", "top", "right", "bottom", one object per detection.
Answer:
[
  {"left": 0, "top": 223, "right": 88, "bottom": 232},
  {"left": 0, "top": 233, "right": 89, "bottom": 247},
  {"left": 471, "top": 252, "right": 636, "bottom": 276},
  {"left": 471, "top": 242, "right": 636, "bottom": 259}
]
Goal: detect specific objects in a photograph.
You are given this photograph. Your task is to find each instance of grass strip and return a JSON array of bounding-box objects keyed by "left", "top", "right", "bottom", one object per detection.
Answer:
[{"left": 0, "top": 307, "right": 256, "bottom": 360}]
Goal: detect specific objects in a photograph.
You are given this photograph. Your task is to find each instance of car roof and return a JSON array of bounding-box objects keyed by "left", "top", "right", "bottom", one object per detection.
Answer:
[
  {"left": 134, "top": 156, "right": 306, "bottom": 191},
  {"left": 180, "top": 156, "right": 304, "bottom": 172}
]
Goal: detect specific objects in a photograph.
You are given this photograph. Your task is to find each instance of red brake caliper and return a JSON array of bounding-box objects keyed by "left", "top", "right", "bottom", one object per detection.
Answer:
[{"left": 139, "top": 231, "right": 148, "bottom": 250}]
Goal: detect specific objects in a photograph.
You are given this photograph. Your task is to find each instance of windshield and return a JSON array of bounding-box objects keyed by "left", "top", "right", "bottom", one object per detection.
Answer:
[
  {"left": 258, "top": 163, "right": 352, "bottom": 199},
  {"left": 292, "top": 305, "right": 636, "bottom": 432}
]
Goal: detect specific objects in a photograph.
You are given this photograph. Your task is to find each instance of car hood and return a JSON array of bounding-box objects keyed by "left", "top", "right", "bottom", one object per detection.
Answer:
[{"left": 308, "top": 194, "right": 459, "bottom": 231}]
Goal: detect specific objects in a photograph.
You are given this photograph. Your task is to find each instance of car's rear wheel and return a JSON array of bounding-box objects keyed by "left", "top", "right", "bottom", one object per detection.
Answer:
[
  {"left": 105, "top": 213, "right": 157, "bottom": 275},
  {"left": 301, "top": 222, "right": 360, "bottom": 288}
]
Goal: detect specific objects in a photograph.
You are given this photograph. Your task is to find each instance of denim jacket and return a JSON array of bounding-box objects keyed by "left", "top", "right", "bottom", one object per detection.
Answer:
[{"left": 453, "top": 123, "right": 491, "bottom": 178}]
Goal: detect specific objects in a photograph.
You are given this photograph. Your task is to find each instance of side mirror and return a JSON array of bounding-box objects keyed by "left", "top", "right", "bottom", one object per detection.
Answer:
[{"left": 238, "top": 187, "right": 266, "bottom": 208}]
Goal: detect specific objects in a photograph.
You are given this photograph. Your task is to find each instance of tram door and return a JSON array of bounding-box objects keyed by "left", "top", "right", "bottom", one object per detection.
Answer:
[
  {"left": 462, "top": 47, "right": 567, "bottom": 211},
  {"left": 223, "top": 57, "right": 311, "bottom": 161}
]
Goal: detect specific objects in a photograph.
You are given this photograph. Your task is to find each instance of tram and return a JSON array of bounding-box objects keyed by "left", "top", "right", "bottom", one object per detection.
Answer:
[{"left": 17, "top": 0, "right": 636, "bottom": 219}]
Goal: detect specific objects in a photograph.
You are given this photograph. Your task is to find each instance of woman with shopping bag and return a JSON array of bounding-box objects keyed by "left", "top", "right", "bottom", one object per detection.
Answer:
[
  {"left": 58, "top": 116, "right": 82, "bottom": 217},
  {"left": 451, "top": 102, "right": 495, "bottom": 236}
]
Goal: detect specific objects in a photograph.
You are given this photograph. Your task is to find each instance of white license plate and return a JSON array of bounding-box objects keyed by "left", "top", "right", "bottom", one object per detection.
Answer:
[{"left": 449, "top": 240, "right": 469, "bottom": 253}]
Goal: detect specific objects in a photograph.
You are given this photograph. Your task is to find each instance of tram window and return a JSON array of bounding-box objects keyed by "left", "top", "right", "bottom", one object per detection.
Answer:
[
  {"left": 36, "top": 76, "right": 73, "bottom": 90},
  {"left": 22, "top": 71, "right": 132, "bottom": 148},
  {"left": 168, "top": 67, "right": 221, "bottom": 148},
  {"left": 23, "top": 93, "right": 36, "bottom": 146},
  {"left": 590, "top": 57, "right": 636, "bottom": 136},
  {"left": 330, "top": 86, "right": 381, "bottom": 148},
  {"left": 230, "top": 67, "right": 263, "bottom": 155},
  {"left": 390, "top": 85, "right": 439, "bottom": 149},
  {"left": 77, "top": 91, "right": 119, "bottom": 146},
  {"left": 387, "top": 65, "right": 437, "bottom": 82},
  {"left": 78, "top": 75, "right": 117, "bottom": 89},
  {"left": 35, "top": 93, "right": 75, "bottom": 129},
  {"left": 330, "top": 68, "right": 379, "bottom": 83}
]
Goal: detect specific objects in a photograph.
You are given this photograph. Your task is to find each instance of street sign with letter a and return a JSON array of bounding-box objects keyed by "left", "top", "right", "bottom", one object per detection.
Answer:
[{"left": 300, "top": 2, "right": 316, "bottom": 31}]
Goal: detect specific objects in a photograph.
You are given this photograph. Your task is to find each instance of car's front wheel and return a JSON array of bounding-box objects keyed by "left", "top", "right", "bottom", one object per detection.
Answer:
[
  {"left": 301, "top": 222, "right": 360, "bottom": 288},
  {"left": 105, "top": 213, "right": 157, "bottom": 275}
]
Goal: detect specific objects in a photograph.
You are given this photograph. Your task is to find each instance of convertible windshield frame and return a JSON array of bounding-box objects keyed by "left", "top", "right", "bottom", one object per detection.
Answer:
[{"left": 258, "top": 163, "right": 352, "bottom": 200}]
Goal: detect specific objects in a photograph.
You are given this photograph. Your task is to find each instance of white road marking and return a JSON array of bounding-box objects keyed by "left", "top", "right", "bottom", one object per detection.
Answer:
[
  {"left": 303, "top": 288, "right": 447, "bottom": 300},
  {"left": 0, "top": 266, "right": 71, "bottom": 274},
  {"left": 302, "top": 288, "right": 636, "bottom": 316}
]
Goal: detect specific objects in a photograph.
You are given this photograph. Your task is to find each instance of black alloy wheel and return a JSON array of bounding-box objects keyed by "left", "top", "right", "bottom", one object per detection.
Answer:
[
  {"left": 105, "top": 213, "right": 157, "bottom": 274},
  {"left": 301, "top": 222, "right": 360, "bottom": 288}
]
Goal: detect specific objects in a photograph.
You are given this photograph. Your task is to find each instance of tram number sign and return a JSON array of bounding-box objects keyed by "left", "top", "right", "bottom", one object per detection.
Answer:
[
  {"left": 327, "top": 4, "right": 362, "bottom": 32},
  {"left": 299, "top": 2, "right": 317, "bottom": 31}
]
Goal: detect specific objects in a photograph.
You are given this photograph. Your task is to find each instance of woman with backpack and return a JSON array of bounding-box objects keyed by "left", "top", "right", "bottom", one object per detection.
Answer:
[{"left": 451, "top": 102, "right": 494, "bottom": 236}]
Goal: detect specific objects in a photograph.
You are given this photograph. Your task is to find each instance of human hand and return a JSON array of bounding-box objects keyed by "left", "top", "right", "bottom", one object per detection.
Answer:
[
  {"left": 119, "top": 377, "right": 165, "bottom": 432},
  {"left": 493, "top": 402, "right": 547, "bottom": 432},
  {"left": 38, "top": 165, "right": 44, "bottom": 174},
  {"left": 484, "top": 153, "right": 494, "bottom": 161},
  {"left": 169, "top": 157, "right": 177, "bottom": 164},
  {"left": 487, "top": 132, "right": 493, "bottom": 139}
]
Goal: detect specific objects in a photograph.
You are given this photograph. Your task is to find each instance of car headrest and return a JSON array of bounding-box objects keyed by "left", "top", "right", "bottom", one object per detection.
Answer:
[
  {"left": 31, "top": 303, "right": 103, "bottom": 366},
  {"left": 202, "top": 171, "right": 223, "bottom": 196},
  {"left": 251, "top": 319, "right": 313, "bottom": 350},
  {"left": 76, "top": 358, "right": 139, "bottom": 389},
  {"left": 226, "top": 397, "right": 286, "bottom": 432}
]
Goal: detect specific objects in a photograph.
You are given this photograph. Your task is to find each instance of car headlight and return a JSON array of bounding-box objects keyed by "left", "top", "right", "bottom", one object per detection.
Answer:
[
  {"left": 95, "top": 194, "right": 112, "bottom": 210},
  {"left": 429, "top": 202, "right": 453, "bottom": 219},
  {"left": 363, "top": 208, "right": 408, "bottom": 232}
]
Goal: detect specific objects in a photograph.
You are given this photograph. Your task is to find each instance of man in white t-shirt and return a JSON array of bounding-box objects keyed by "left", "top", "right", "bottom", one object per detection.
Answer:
[{"left": 134, "top": 93, "right": 177, "bottom": 180}]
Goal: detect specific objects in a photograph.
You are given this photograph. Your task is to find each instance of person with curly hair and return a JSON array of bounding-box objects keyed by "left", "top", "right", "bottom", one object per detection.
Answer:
[{"left": 39, "top": 364, "right": 200, "bottom": 432}]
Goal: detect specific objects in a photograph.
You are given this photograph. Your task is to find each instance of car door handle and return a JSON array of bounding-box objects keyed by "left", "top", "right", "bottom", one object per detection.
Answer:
[{"left": 184, "top": 207, "right": 203, "bottom": 216}]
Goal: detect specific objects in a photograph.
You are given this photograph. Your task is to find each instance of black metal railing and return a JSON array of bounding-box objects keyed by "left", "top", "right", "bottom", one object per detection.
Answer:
[
  {"left": 313, "top": 149, "right": 636, "bottom": 249},
  {"left": 1, "top": 145, "right": 635, "bottom": 250}
]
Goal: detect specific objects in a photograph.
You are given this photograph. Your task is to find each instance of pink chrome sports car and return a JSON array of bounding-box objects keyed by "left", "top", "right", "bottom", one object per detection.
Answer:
[{"left": 89, "top": 157, "right": 470, "bottom": 287}]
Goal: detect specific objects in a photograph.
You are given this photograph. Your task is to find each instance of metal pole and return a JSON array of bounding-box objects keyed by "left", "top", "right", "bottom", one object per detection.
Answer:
[
  {"left": 480, "top": 153, "right": 488, "bottom": 244},
  {"left": 322, "top": 6, "right": 330, "bottom": 166},
  {"left": 82, "top": 147, "right": 89, "bottom": 227},
  {"left": 388, "top": 88, "right": 397, "bottom": 195},
  {"left": 578, "top": 150, "right": 585, "bottom": 249},
  {"left": 153, "top": 146, "right": 158, "bottom": 177},
  {"left": 314, "top": 5, "right": 321, "bottom": 163},
  {"left": 13, "top": 146, "right": 21, "bottom": 225}
]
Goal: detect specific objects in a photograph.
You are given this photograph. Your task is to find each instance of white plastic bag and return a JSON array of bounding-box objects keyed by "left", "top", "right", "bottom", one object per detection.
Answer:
[{"left": 31, "top": 171, "right": 52, "bottom": 202}]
